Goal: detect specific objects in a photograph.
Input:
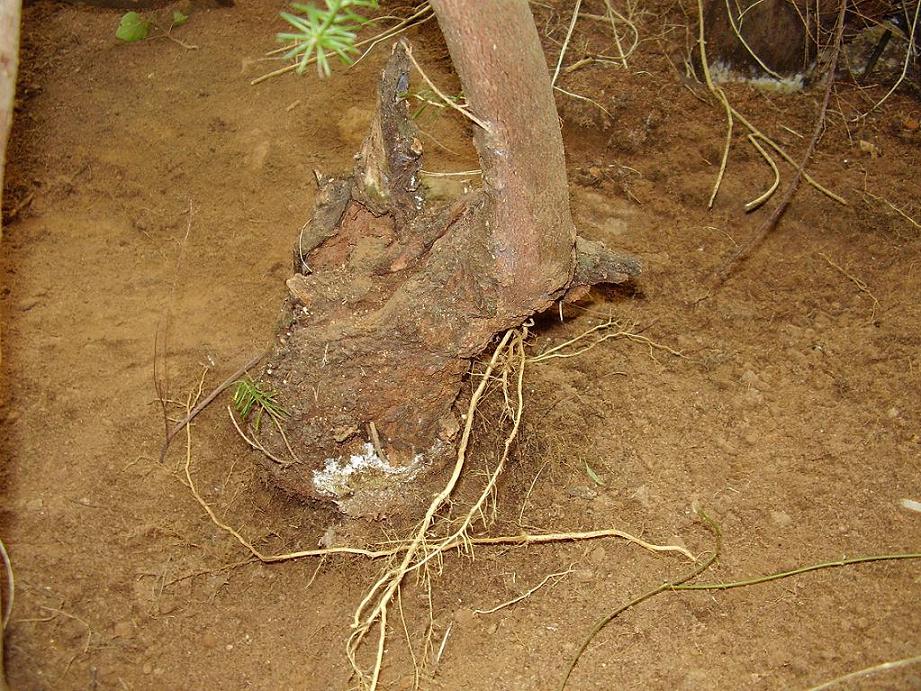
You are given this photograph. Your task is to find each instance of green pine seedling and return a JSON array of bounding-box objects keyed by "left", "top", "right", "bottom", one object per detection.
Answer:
[
  {"left": 233, "top": 377, "right": 289, "bottom": 431},
  {"left": 278, "top": 0, "right": 378, "bottom": 77}
]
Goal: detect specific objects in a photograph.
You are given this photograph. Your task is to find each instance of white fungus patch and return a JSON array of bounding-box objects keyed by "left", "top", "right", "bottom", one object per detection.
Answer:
[
  {"left": 312, "top": 442, "right": 424, "bottom": 498},
  {"left": 708, "top": 61, "right": 807, "bottom": 92}
]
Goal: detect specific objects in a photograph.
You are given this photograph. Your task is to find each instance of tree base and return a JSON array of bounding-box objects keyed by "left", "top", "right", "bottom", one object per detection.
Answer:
[{"left": 250, "top": 44, "right": 640, "bottom": 516}]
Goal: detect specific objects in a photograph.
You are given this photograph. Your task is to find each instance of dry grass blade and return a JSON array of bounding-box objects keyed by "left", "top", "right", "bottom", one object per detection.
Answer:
[{"left": 695, "top": 0, "right": 846, "bottom": 214}]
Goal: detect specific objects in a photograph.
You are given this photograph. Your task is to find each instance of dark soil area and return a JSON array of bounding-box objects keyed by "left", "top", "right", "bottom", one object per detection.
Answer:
[{"left": 1, "top": 1, "right": 919, "bottom": 689}]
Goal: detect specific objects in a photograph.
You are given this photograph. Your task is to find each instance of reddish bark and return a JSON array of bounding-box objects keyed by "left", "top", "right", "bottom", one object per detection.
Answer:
[{"left": 430, "top": 0, "right": 576, "bottom": 316}]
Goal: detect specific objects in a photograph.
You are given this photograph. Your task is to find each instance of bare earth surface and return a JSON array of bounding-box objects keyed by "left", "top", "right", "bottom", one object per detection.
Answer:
[{"left": 1, "top": 1, "right": 919, "bottom": 689}]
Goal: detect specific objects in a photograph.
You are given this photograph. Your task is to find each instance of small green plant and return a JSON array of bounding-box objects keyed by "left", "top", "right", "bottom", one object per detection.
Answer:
[
  {"left": 232, "top": 377, "right": 289, "bottom": 431},
  {"left": 116, "top": 10, "right": 189, "bottom": 43},
  {"left": 277, "top": 0, "right": 378, "bottom": 77},
  {"left": 115, "top": 11, "right": 150, "bottom": 42},
  {"left": 584, "top": 461, "right": 605, "bottom": 487}
]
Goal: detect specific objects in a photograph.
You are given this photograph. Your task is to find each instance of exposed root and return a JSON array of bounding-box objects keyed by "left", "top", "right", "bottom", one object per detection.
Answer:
[
  {"left": 743, "top": 134, "right": 780, "bottom": 212},
  {"left": 227, "top": 406, "right": 292, "bottom": 467},
  {"left": 561, "top": 511, "right": 723, "bottom": 689},
  {"left": 860, "top": 189, "right": 921, "bottom": 235},
  {"left": 807, "top": 654, "right": 921, "bottom": 690},
  {"left": 530, "top": 317, "right": 686, "bottom": 363},
  {"left": 696, "top": 0, "right": 847, "bottom": 217},
  {"left": 551, "top": 0, "right": 584, "bottom": 88},
  {"left": 159, "top": 350, "right": 267, "bottom": 463},
  {"left": 345, "top": 329, "right": 520, "bottom": 686},
  {"left": 402, "top": 41, "right": 491, "bottom": 131},
  {"left": 178, "top": 325, "right": 694, "bottom": 689},
  {"left": 705, "top": 0, "right": 850, "bottom": 291},
  {"left": 560, "top": 515, "right": 921, "bottom": 689},
  {"left": 0, "top": 536, "right": 11, "bottom": 691},
  {"left": 473, "top": 565, "right": 576, "bottom": 615},
  {"left": 857, "top": 0, "right": 921, "bottom": 118}
]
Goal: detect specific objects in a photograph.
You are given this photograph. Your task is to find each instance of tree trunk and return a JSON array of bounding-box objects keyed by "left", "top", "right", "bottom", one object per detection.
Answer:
[
  {"left": 0, "top": 0, "right": 20, "bottom": 684},
  {"left": 253, "top": 1, "right": 639, "bottom": 516},
  {"left": 430, "top": 0, "right": 575, "bottom": 317}
]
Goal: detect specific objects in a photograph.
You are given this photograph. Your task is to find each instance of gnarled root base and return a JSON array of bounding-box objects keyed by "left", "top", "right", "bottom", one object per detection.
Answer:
[{"left": 251, "top": 44, "right": 640, "bottom": 516}]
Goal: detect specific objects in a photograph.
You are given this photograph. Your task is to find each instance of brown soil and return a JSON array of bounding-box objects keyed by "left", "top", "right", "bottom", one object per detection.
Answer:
[{"left": 2, "top": 1, "right": 920, "bottom": 689}]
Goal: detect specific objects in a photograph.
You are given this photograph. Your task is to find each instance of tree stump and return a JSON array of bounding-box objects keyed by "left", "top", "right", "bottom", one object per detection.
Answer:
[{"left": 252, "top": 40, "right": 639, "bottom": 517}]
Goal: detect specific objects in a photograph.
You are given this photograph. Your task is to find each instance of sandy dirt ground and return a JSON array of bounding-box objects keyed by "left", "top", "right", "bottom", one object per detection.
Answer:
[{"left": 1, "top": 1, "right": 919, "bottom": 688}]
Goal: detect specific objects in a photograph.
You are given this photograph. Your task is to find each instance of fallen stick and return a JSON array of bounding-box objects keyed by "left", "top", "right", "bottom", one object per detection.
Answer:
[{"left": 159, "top": 350, "right": 268, "bottom": 463}]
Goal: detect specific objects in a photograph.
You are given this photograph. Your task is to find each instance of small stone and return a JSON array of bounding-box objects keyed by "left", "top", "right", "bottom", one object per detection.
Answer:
[
  {"left": 573, "top": 569, "right": 595, "bottom": 583},
  {"left": 142, "top": 663, "right": 152, "bottom": 675},
  {"left": 332, "top": 426, "right": 359, "bottom": 443},
  {"left": 740, "top": 368, "right": 758, "bottom": 385},
  {"left": 737, "top": 388, "right": 764, "bottom": 409},
  {"left": 225, "top": 643, "right": 234, "bottom": 651},
  {"left": 486, "top": 621, "right": 499, "bottom": 635},
  {"left": 770, "top": 510, "right": 792, "bottom": 527},
  {"left": 568, "top": 485, "right": 597, "bottom": 500},
  {"left": 589, "top": 546, "right": 607, "bottom": 566},
  {"left": 113, "top": 621, "right": 133, "bottom": 638},
  {"left": 887, "top": 407, "right": 900, "bottom": 419},
  {"left": 453, "top": 608, "right": 476, "bottom": 627},
  {"left": 715, "top": 436, "right": 739, "bottom": 456},
  {"left": 201, "top": 631, "right": 218, "bottom": 648},
  {"left": 632, "top": 484, "right": 652, "bottom": 508}
]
